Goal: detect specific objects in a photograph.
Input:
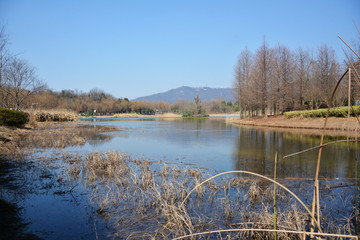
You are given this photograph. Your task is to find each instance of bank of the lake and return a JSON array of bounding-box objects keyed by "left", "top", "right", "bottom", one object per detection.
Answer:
[
  {"left": 78, "top": 112, "right": 241, "bottom": 119},
  {"left": 229, "top": 116, "right": 360, "bottom": 137}
]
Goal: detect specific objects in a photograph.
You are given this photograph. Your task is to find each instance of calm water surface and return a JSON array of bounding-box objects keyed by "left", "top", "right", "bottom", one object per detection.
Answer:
[{"left": 77, "top": 118, "right": 358, "bottom": 179}]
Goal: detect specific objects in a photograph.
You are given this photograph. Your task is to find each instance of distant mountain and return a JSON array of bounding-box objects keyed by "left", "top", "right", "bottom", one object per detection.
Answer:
[{"left": 133, "top": 86, "right": 235, "bottom": 104}]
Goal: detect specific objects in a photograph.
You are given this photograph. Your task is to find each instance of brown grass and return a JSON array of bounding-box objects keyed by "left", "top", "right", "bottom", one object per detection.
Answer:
[
  {"left": 59, "top": 151, "right": 357, "bottom": 239},
  {"left": 20, "top": 123, "right": 116, "bottom": 149},
  {"left": 26, "top": 109, "right": 78, "bottom": 122},
  {"left": 0, "top": 125, "right": 30, "bottom": 157}
]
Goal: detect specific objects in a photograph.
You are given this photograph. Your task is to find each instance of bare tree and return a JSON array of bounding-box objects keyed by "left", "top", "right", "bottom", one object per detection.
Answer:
[
  {"left": 271, "top": 44, "right": 294, "bottom": 114},
  {"left": 313, "top": 44, "right": 340, "bottom": 107},
  {"left": 88, "top": 88, "right": 107, "bottom": 102},
  {"left": 3, "top": 57, "right": 46, "bottom": 110},
  {"left": 294, "top": 47, "right": 312, "bottom": 108},
  {"left": 233, "top": 46, "right": 253, "bottom": 117},
  {"left": 253, "top": 37, "right": 273, "bottom": 116}
]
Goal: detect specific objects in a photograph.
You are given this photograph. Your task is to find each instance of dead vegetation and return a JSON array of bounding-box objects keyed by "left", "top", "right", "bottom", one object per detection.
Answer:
[
  {"left": 0, "top": 121, "right": 116, "bottom": 158},
  {"left": 27, "top": 109, "right": 78, "bottom": 122},
  {"left": 0, "top": 125, "right": 30, "bottom": 157},
  {"left": 58, "top": 151, "right": 358, "bottom": 239},
  {"left": 19, "top": 123, "right": 116, "bottom": 149}
]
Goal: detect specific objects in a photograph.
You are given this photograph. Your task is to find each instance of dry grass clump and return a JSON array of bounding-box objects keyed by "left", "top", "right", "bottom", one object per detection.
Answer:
[{"left": 27, "top": 109, "right": 78, "bottom": 122}]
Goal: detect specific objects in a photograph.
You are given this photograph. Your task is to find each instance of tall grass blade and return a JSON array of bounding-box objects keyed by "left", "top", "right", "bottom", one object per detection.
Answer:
[
  {"left": 273, "top": 152, "right": 277, "bottom": 240},
  {"left": 356, "top": 152, "right": 359, "bottom": 235}
]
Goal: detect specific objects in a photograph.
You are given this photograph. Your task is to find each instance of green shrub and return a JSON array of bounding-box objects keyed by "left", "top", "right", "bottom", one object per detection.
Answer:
[
  {"left": 140, "top": 108, "right": 155, "bottom": 115},
  {"left": 0, "top": 108, "right": 29, "bottom": 127},
  {"left": 284, "top": 106, "right": 360, "bottom": 118}
]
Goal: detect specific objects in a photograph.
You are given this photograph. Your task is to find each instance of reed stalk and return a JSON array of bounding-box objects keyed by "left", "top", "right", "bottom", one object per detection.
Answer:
[
  {"left": 310, "top": 67, "right": 349, "bottom": 237},
  {"left": 356, "top": 153, "right": 359, "bottom": 235},
  {"left": 273, "top": 152, "right": 277, "bottom": 240}
]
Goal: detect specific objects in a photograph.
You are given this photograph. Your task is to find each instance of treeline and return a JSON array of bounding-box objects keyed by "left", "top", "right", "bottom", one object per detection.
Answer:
[
  {"left": 23, "top": 88, "right": 238, "bottom": 115},
  {"left": 233, "top": 38, "right": 359, "bottom": 117}
]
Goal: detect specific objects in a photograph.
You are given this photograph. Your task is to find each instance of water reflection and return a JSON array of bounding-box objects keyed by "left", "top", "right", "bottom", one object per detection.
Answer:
[
  {"left": 233, "top": 127, "right": 357, "bottom": 179},
  {"left": 80, "top": 118, "right": 357, "bottom": 179}
]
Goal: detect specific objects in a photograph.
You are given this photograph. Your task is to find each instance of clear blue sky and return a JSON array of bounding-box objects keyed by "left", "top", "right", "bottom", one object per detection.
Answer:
[{"left": 1, "top": 0, "right": 359, "bottom": 99}]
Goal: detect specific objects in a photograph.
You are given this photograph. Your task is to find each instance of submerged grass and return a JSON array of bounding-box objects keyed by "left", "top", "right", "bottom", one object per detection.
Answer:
[
  {"left": 20, "top": 123, "right": 116, "bottom": 149},
  {"left": 58, "top": 151, "right": 358, "bottom": 239}
]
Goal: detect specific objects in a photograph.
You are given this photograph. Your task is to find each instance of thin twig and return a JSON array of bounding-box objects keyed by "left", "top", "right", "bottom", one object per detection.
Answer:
[
  {"left": 68, "top": 183, "right": 78, "bottom": 192},
  {"left": 354, "top": 20, "right": 360, "bottom": 35},
  {"left": 343, "top": 50, "right": 360, "bottom": 84}
]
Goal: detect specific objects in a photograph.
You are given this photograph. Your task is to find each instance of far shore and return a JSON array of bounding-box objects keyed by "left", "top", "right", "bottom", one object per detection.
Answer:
[
  {"left": 78, "top": 112, "right": 360, "bottom": 136},
  {"left": 227, "top": 115, "right": 360, "bottom": 137},
  {"left": 79, "top": 112, "right": 241, "bottom": 119}
]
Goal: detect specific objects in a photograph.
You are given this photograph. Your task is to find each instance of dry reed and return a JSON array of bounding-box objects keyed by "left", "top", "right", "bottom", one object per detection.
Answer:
[
  {"left": 27, "top": 109, "right": 78, "bottom": 122},
  {"left": 56, "top": 151, "right": 357, "bottom": 239}
]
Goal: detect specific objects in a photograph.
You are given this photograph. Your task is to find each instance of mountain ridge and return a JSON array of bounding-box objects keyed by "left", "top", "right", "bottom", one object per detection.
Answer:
[{"left": 133, "top": 86, "right": 235, "bottom": 104}]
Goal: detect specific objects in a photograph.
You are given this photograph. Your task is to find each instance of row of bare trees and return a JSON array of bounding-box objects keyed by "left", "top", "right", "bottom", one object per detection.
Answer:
[
  {"left": 233, "top": 38, "right": 347, "bottom": 117},
  {"left": 23, "top": 88, "right": 166, "bottom": 115},
  {"left": 0, "top": 27, "right": 46, "bottom": 110}
]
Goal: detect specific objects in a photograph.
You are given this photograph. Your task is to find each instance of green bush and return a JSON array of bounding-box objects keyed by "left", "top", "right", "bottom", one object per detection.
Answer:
[
  {"left": 140, "top": 108, "right": 155, "bottom": 115},
  {"left": 284, "top": 106, "right": 360, "bottom": 118},
  {"left": 0, "top": 108, "right": 29, "bottom": 127}
]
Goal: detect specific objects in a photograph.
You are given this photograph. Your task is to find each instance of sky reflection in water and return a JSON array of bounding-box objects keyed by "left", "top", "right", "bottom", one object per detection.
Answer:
[{"left": 76, "top": 118, "right": 358, "bottom": 179}]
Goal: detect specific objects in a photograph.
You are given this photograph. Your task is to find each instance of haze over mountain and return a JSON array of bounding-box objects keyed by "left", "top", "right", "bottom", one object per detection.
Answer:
[{"left": 133, "top": 86, "right": 235, "bottom": 104}]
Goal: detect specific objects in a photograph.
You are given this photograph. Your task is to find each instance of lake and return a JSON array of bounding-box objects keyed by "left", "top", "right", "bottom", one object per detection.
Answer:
[
  {"left": 77, "top": 117, "right": 358, "bottom": 179},
  {"left": 1, "top": 117, "right": 358, "bottom": 239}
]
